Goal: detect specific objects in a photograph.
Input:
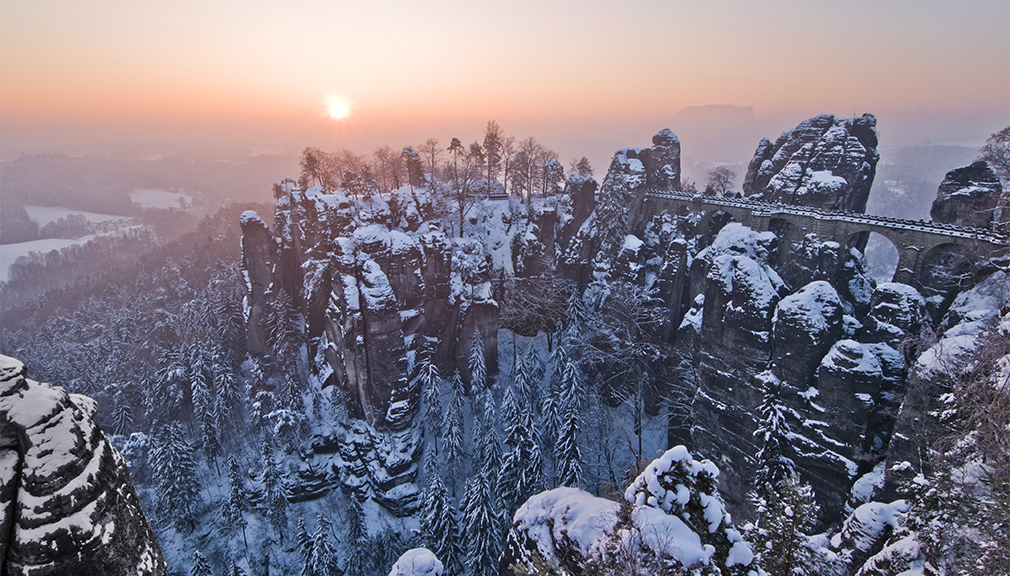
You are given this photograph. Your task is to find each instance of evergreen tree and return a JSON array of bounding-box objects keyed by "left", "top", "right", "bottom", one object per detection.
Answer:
[
  {"left": 469, "top": 334, "right": 487, "bottom": 390},
  {"left": 747, "top": 474, "right": 820, "bottom": 576},
  {"left": 259, "top": 439, "right": 288, "bottom": 540},
  {"left": 223, "top": 456, "right": 249, "bottom": 552},
  {"left": 500, "top": 413, "right": 543, "bottom": 516},
  {"left": 151, "top": 422, "right": 202, "bottom": 530},
  {"left": 299, "top": 515, "right": 341, "bottom": 576},
  {"left": 110, "top": 387, "right": 134, "bottom": 436},
  {"left": 443, "top": 371, "right": 466, "bottom": 496},
  {"left": 753, "top": 374, "right": 795, "bottom": 494},
  {"left": 501, "top": 384, "right": 523, "bottom": 446},
  {"left": 190, "top": 551, "right": 212, "bottom": 576},
  {"left": 512, "top": 349, "right": 535, "bottom": 415},
  {"left": 421, "top": 474, "right": 464, "bottom": 576},
  {"left": 420, "top": 351, "right": 443, "bottom": 458},
  {"left": 555, "top": 398, "right": 583, "bottom": 488},
  {"left": 461, "top": 472, "right": 501, "bottom": 576}
]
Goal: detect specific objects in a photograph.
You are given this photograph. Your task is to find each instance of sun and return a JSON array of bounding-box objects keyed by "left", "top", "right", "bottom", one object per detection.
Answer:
[{"left": 327, "top": 98, "right": 350, "bottom": 121}]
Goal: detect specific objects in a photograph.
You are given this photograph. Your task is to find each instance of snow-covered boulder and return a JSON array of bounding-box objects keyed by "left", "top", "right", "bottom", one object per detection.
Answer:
[
  {"left": 816, "top": 339, "right": 886, "bottom": 452},
  {"left": 743, "top": 113, "right": 879, "bottom": 213},
  {"left": 388, "top": 548, "right": 443, "bottom": 576},
  {"left": 772, "top": 281, "right": 844, "bottom": 385},
  {"left": 0, "top": 355, "right": 166, "bottom": 575},
  {"left": 503, "top": 447, "right": 761, "bottom": 576}
]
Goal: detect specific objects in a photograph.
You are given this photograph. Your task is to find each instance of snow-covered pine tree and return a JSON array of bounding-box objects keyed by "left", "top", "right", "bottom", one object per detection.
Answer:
[
  {"left": 190, "top": 551, "right": 212, "bottom": 576},
  {"left": 469, "top": 333, "right": 487, "bottom": 390},
  {"left": 151, "top": 421, "right": 202, "bottom": 530},
  {"left": 753, "top": 373, "right": 795, "bottom": 494},
  {"left": 562, "top": 289, "right": 588, "bottom": 339},
  {"left": 461, "top": 472, "right": 502, "bottom": 576},
  {"left": 443, "top": 371, "right": 466, "bottom": 495},
  {"left": 420, "top": 474, "right": 464, "bottom": 576},
  {"left": 501, "top": 384, "right": 523, "bottom": 447},
  {"left": 110, "top": 387, "right": 134, "bottom": 436},
  {"left": 512, "top": 346, "right": 535, "bottom": 414},
  {"left": 299, "top": 515, "right": 341, "bottom": 576},
  {"left": 499, "top": 410, "right": 543, "bottom": 516},
  {"left": 259, "top": 439, "right": 288, "bottom": 540},
  {"left": 555, "top": 398, "right": 583, "bottom": 488},
  {"left": 747, "top": 474, "right": 820, "bottom": 576},
  {"left": 419, "top": 349, "right": 443, "bottom": 459},
  {"left": 223, "top": 456, "right": 249, "bottom": 552},
  {"left": 524, "top": 343, "right": 545, "bottom": 393}
]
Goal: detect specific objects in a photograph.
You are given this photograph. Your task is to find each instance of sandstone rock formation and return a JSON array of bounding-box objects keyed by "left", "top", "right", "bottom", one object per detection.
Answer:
[
  {"left": 929, "top": 160, "right": 1007, "bottom": 230},
  {"left": 242, "top": 184, "right": 501, "bottom": 515},
  {"left": 0, "top": 355, "right": 166, "bottom": 576},
  {"left": 743, "top": 114, "right": 879, "bottom": 213}
]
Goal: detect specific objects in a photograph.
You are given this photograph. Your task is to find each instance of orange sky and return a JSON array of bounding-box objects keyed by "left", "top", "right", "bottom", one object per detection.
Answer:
[{"left": 2, "top": 0, "right": 1008, "bottom": 164}]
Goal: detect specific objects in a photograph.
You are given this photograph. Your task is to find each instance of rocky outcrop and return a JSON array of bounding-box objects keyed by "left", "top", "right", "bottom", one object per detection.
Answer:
[
  {"left": 771, "top": 281, "right": 845, "bottom": 386},
  {"left": 503, "top": 447, "right": 759, "bottom": 576},
  {"left": 743, "top": 114, "right": 879, "bottom": 213},
  {"left": 240, "top": 210, "right": 277, "bottom": 355},
  {"left": 0, "top": 355, "right": 165, "bottom": 576},
  {"left": 242, "top": 184, "right": 501, "bottom": 515},
  {"left": 929, "top": 160, "right": 1007, "bottom": 230}
]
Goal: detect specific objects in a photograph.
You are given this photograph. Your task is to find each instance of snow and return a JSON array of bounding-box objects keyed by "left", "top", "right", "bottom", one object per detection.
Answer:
[
  {"left": 622, "top": 234, "right": 644, "bottom": 253},
  {"left": 631, "top": 506, "right": 709, "bottom": 567},
  {"left": 128, "top": 187, "right": 193, "bottom": 209},
  {"left": 23, "top": 205, "right": 128, "bottom": 226},
  {"left": 512, "top": 487, "right": 620, "bottom": 562},
  {"left": 240, "top": 210, "right": 264, "bottom": 225},
  {"left": 819, "top": 340, "right": 883, "bottom": 376},
  {"left": 388, "top": 548, "right": 443, "bottom": 576},
  {"left": 834, "top": 500, "right": 909, "bottom": 552},
  {"left": 850, "top": 461, "right": 887, "bottom": 505},
  {"left": 773, "top": 281, "right": 842, "bottom": 332},
  {"left": 1, "top": 237, "right": 95, "bottom": 281}
]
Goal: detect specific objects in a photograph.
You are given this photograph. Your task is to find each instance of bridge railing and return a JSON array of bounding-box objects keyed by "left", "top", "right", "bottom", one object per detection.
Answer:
[{"left": 643, "top": 189, "right": 1008, "bottom": 244}]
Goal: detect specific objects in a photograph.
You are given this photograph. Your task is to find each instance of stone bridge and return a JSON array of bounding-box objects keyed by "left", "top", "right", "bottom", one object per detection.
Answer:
[{"left": 638, "top": 190, "right": 1008, "bottom": 287}]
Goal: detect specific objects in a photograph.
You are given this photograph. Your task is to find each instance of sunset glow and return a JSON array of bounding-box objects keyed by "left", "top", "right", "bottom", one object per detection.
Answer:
[
  {"left": 0, "top": 0, "right": 1007, "bottom": 161},
  {"left": 327, "top": 99, "right": 350, "bottom": 121}
]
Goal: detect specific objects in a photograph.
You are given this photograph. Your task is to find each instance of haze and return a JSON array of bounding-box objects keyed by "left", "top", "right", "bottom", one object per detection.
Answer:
[{"left": 2, "top": 0, "right": 1008, "bottom": 170}]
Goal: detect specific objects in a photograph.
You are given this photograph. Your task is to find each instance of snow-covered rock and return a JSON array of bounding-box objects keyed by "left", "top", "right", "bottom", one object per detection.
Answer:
[
  {"left": 930, "top": 160, "right": 1006, "bottom": 230},
  {"left": 0, "top": 355, "right": 166, "bottom": 575},
  {"left": 388, "top": 548, "right": 443, "bottom": 576},
  {"left": 503, "top": 447, "right": 761, "bottom": 576},
  {"left": 743, "top": 114, "right": 879, "bottom": 213}
]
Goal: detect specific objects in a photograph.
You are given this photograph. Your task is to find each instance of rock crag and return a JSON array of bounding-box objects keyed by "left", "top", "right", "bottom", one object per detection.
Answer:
[
  {"left": 743, "top": 114, "right": 879, "bottom": 213},
  {"left": 0, "top": 355, "right": 166, "bottom": 576}
]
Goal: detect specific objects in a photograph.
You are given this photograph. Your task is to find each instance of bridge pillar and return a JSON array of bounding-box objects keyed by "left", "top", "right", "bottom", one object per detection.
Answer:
[{"left": 892, "top": 247, "right": 921, "bottom": 285}]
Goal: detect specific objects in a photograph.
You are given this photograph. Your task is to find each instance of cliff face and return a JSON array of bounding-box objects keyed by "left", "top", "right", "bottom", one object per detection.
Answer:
[
  {"left": 0, "top": 355, "right": 165, "bottom": 576},
  {"left": 742, "top": 114, "right": 879, "bottom": 213}
]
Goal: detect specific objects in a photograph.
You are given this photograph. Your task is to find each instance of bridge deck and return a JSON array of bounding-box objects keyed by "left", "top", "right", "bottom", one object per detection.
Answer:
[{"left": 645, "top": 190, "right": 1008, "bottom": 244}]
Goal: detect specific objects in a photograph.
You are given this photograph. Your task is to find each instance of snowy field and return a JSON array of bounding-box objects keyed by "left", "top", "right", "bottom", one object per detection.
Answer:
[
  {"left": 129, "top": 187, "right": 193, "bottom": 209},
  {"left": 0, "top": 237, "right": 95, "bottom": 282},
  {"left": 24, "top": 205, "right": 128, "bottom": 226}
]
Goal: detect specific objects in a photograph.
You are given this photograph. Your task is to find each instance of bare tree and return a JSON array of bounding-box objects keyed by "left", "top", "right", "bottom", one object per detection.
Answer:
[
  {"left": 705, "top": 166, "right": 737, "bottom": 196},
  {"left": 501, "top": 135, "right": 517, "bottom": 195},
  {"left": 373, "top": 145, "right": 405, "bottom": 194},
  {"left": 483, "top": 120, "right": 504, "bottom": 194},
  {"left": 418, "top": 138, "right": 442, "bottom": 179},
  {"left": 445, "top": 138, "right": 483, "bottom": 236},
  {"left": 980, "top": 125, "right": 1010, "bottom": 185}
]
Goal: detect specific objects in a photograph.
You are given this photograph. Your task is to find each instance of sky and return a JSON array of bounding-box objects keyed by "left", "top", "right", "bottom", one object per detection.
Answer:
[{"left": 2, "top": 0, "right": 1008, "bottom": 169}]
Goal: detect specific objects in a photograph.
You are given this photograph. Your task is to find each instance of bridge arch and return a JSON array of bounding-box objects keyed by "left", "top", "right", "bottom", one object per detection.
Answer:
[
  {"left": 697, "top": 209, "right": 736, "bottom": 245},
  {"left": 844, "top": 230, "right": 900, "bottom": 284}
]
